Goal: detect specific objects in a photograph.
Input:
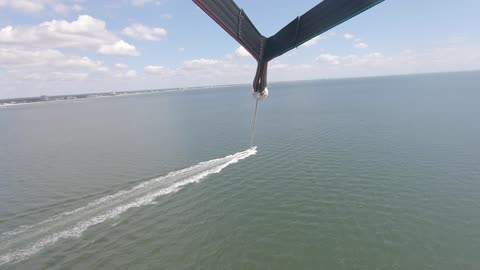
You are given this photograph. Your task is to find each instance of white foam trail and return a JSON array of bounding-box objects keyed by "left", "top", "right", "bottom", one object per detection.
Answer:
[{"left": 0, "top": 147, "right": 256, "bottom": 266}]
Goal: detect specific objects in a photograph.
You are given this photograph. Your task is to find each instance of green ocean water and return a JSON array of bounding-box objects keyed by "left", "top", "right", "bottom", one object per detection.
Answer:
[{"left": 1, "top": 71, "right": 480, "bottom": 269}]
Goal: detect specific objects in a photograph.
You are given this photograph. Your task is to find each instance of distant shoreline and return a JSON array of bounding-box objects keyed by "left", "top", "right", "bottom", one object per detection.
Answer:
[
  {"left": 1, "top": 70, "right": 478, "bottom": 107},
  {"left": 0, "top": 85, "right": 241, "bottom": 107},
  {"left": 0, "top": 88, "right": 185, "bottom": 107}
]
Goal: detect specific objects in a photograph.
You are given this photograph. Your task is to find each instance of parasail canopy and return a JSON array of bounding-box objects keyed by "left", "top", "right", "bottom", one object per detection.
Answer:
[{"left": 193, "top": 0, "right": 385, "bottom": 94}]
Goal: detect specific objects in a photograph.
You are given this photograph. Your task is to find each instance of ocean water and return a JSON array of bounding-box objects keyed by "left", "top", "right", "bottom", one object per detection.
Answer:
[{"left": 1, "top": 71, "right": 479, "bottom": 269}]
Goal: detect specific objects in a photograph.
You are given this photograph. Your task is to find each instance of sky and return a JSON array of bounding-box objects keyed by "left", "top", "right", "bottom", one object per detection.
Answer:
[{"left": 0, "top": 0, "right": 479, "bottom": 98}]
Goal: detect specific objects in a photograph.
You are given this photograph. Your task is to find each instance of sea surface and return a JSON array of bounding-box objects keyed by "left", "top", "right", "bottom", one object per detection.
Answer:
[{"left": 1, "top": 71, "right": 479, "bottom": 269}]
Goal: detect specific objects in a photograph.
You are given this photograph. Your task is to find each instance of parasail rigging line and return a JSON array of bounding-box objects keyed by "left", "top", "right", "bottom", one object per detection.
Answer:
[{"left": 250, "top": 98, "right": 259, "bottom": 147}]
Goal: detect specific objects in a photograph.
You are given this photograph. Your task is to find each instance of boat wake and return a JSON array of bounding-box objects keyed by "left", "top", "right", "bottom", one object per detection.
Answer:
[{"left": 0, "top": 147, "right": 257, "bottom": 266}]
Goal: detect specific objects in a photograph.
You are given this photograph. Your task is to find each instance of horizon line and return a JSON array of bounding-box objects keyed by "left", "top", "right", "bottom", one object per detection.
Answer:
[{"left": 2, "top": 69, "right": 479, "bottom": 101}]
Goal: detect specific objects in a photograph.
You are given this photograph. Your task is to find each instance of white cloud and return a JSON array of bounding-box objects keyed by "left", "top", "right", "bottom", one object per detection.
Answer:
[
  {"left": 0, "top": 47, "right": 112, "bottom": 92},
  {"left": 0, "top": 15, "right": 111, "bottom": 47},
  {"left": 300, "top": 36, "right": 324, "bottom": 47},
  {"left": 235, "top": 46, "right": 251, "bottom": 57},
  {"left": 177, "top": 57, "right": 254, "bottom": 84},
  {"left": 314, "top": 52, "right": 387, "bottom": 68},
  {"left": 344, "top": 33, "right": 355, "bottom": 40},
  {"left": 354, "top": 42, "right": 369, "bottom": 49},
  {"left": 0, "top": 0, "right": 44, "bottom": 13},
  {"left": 63, "top": 56, "right": 104, "bottom": 69},
  {"left": 115, "top": 63, "right": 128, "bottom": 69},
  {"left": 0, "top": 48, "right": 105, "bottom": 71},
  {"left": 267, "top": 45, "right": 480, "bottom": 83},
  {"left": 0, "top": 0, "right": 83, "bottom": 14},
  {"left": 53, "top": 3, "right": 68, "bottom": 13},
  {"left": 17, "top": 71, "right": 89, "bottom": 82},
  {"left": 0, "top": 15, "right": 139, "bottom": 56},
  {"left": 125, "top": 70, "right": 137, "bottom": 78},
  {"left": 137, "top": 56, "right": 255, "bottom": 87},
  {"left": 114, "top": 69, "right": 138, "bottom": 78},
  {"left": 72, "top": 4, "right": 83, "bottom": 12},
  {"left": 177, "top": 47, "right": 185, "bottom": 53},
  {"left": 144, "top": 65, "right": 174, "bottom": 77},
  {"left": 130, "top": 0, "right": 160, "bottom": 7},
  {"left": 270, "top": 63, "right": 289, "bottom": 70},
  {"left": 144, "top": 65, "right": 165, "bottom": 73},
  {"left": 21, "top": 71, "right": 89, "bottom": 81},
  {"left": 122, "top": 23, "right": 167, "bottom": 41},
  {"left": 315, "top": 54, "right": 340, "bottom": 65},
  {"left": 341, "top": 52, "right": 385, "bottom": 66},
  {"left": 98, "top": 40, "right": 139, "bottom": 56},
  {"left": 183, "top": 58, "right": 222, "bottom": 68}
]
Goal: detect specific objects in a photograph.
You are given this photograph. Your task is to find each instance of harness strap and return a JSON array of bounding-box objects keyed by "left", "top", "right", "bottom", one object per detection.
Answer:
[{"left": 253, "top": 61, "right": 268, "bottom": 94}]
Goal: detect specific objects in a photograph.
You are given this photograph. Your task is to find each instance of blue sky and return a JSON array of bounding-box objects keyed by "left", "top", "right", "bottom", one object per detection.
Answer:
[{"left": 0, "top": 0, "right": 479, "bottom": 98}]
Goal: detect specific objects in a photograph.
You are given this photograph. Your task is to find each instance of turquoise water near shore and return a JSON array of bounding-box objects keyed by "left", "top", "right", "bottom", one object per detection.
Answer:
[{"left": 1, "top": 71, "right": 480, "bottom": 269}]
